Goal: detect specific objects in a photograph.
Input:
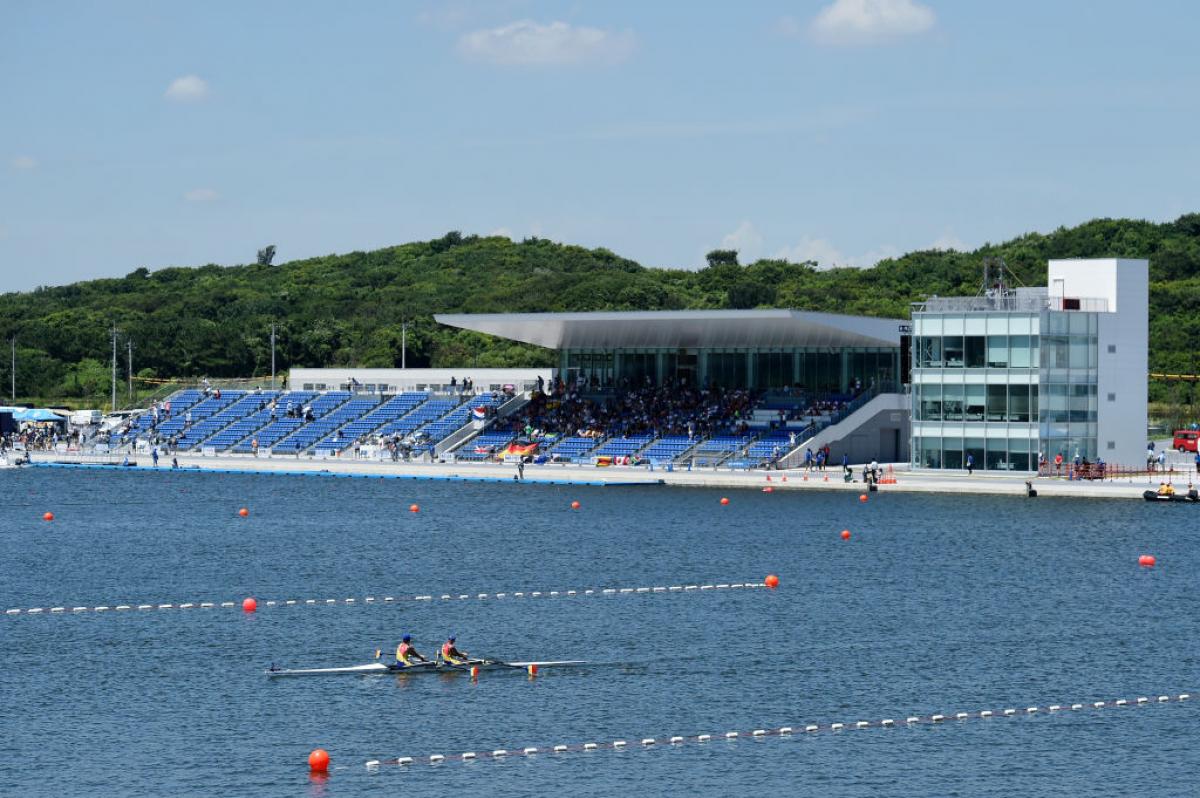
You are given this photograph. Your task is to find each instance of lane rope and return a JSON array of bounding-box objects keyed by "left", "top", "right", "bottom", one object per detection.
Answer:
[
  {"left": 4, "top": 580, "right": 767, "bottom": 618},
  {"left": 365, "top": 691, "right": 1193, "bottom": 768}
]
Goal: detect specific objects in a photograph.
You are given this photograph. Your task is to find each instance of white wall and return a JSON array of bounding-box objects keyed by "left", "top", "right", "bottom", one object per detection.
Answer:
[
  {"left": 287, "top": 367, "right": 554, "bottom": 394},
  {"left": 1078, "top": 259, "right": 1149, "bottom": 465}
]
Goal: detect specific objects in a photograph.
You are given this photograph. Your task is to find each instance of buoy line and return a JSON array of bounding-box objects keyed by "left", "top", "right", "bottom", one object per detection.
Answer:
[
  {"left": 363, "top": 692, "right": 1193, "bottom": 769},
  {"left": 3, "top": 578, "right": 772, "bottom": 618}
]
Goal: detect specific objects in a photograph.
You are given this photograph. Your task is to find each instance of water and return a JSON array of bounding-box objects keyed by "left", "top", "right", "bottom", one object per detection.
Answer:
[{"left": 2, "top": 468, "right": 1197, "bottom": 796}]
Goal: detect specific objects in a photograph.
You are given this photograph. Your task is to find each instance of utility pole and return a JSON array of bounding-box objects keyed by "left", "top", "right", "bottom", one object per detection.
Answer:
[
  {"left": 401, "top": 319, "right": 407, "bottom": 369},
  {"left": 127, "top": 340, "right": 134, "bottom": 400},
  {"left": 270, "top": 323, "right": 277, "bottom": 391},
  {"left": 9, "top": 337, "right": 14, "bottom": 401},
  {"left": 111, "top": 324, "right": 118, "bottom": 412}
]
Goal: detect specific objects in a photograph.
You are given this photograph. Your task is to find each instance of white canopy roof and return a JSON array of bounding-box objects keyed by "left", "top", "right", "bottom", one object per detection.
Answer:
[{"left": 435, "top": 310, "right": 904, "bottom": 350}]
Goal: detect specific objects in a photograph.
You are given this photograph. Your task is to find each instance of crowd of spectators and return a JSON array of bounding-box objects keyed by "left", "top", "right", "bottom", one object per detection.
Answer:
[{"left": 504, "top": 377, "right": 759, "bottom": 441}]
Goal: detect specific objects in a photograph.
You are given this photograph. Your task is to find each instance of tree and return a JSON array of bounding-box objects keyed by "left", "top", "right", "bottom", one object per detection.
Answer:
[
  {"left": 705, "top": 249, "right": 739, "bottom": 268},
  {"left": 256, "top": 245, "right": 276, "bottom": 266}
]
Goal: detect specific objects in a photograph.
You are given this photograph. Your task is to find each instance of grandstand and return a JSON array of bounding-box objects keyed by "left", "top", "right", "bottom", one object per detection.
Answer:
[{"left": 102, "top": 309, "right": 912, "bottom": 467}]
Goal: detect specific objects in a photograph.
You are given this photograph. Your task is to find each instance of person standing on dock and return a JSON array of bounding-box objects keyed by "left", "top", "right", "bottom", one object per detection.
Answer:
[
  {"left": 517, "top": 458, "right": 525, "bottom": 481},
  {"left": 966, "top": 453, "right": 975, "bottom": 476}
]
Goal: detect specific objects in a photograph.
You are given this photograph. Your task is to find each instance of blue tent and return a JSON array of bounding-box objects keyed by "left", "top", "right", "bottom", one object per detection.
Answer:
[{"left": 13, "top": 408, "right": 66, "bottom": 422}]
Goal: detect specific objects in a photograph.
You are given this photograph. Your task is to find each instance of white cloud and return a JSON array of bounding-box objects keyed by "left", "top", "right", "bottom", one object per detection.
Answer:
[
  {"left": 776, "top": 236, "right": 846, "bottom": 268},
  {"left": 930, "top": 230, "right": 969, "bottom": 251},
  {"left": 720, "top": 221, "right": 765, "bottom": 263},
  {"left": 11, "top": 155, "right": 37, "bottom": 170},
  {"left": 775, "top": 236, "right": 899, "bottom": 269},
  {"left": 164, "top": 75, "right": 210, "bottom": 102},
  {"left": 457, "top": 20, "right": 635, "bottom": 66},
  {"left": 183, "top": 188, "right": 219, "bottom": 202},
  {"left": 808, "top": 0, "right": 935, "bottom": 45}
]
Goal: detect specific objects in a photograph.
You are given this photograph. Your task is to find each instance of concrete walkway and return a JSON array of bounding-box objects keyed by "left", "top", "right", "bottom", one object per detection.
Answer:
[{"left": 30, "top": 451, "right": 1197, "bottom": 501}]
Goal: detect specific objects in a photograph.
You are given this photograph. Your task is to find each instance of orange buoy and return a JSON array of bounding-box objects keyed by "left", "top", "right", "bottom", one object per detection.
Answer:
[
  {"left": 570, "top": 500, "right": 581, "bottom": 510},
  {"left": 720, "top": 497, "right": 729, "bottom": 505},
  {"left": 308, "top": 748, "right": 330, "bottom": 773},
  {"left": 859, "top": 494, "right": 868, "bottom": 503},
  {"left": 242, "top": 597, "right": 257, "bottom": 612},
  {"left": 781, "top": 476, "right": 787, "bottom": 482},
  {"left": 1138, "top": 554, "right": 1156, "bottom": 568},
  {"left": 527, "top": 664, "right": 538, "bottom": 676},
  {"left": 766, "top": 475, "right": 772, "bottom": 482},
  {"left": 764, "top": 574, "right": 780, "bottom": 589},
  {"left": 409, "top": 504, "right": 419, "bottom": 513},
  {"left": 762, "top": 486, "right": 774, "bottom": 493},
  {"left": 238, "top": 507, "right": 249, "bottom": 517},
  {"left": 841, "top": 529, "right": 851, "bottom": 540},
  {"left": 42, "top": 512, "right": 54, "bottom": 522},
  {"left": 470, "top": 665, "right": 480, "bottom": 679}
]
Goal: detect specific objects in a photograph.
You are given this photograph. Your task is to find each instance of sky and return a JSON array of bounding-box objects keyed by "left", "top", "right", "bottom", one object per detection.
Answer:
[{"left": 2, "top": 0, "right": 1199, "bottom": 290}]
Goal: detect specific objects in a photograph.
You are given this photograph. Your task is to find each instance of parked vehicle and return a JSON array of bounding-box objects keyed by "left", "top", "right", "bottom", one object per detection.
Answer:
[{"left": 1173, "top": 429, "right": 1199, "bottom": 452}]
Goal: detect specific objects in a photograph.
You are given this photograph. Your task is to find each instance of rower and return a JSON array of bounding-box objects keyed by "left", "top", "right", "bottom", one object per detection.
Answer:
[
  {"left": 441, "top": 635, "right": 469, "bottom": 665},
  {"left": 395, "top": 634, "right": 428, "bottom": 666}
]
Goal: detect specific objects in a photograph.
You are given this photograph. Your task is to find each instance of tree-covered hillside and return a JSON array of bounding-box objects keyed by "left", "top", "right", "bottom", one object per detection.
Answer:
[{"left": 2, "top": 217, "right": 1198, "bottom": 404}]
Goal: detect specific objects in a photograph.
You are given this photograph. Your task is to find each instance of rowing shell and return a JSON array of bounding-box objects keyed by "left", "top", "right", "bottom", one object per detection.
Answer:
[{"left": 265, "top": 659, "right": 586, "bottom": 677}]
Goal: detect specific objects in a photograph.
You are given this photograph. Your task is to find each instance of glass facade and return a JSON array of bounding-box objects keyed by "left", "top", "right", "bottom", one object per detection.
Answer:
[
  {"left": 562, "top": 347, "right": 899, "bottom": 393},
  {"left": 911, "top": 311, "right": 1098, "bottom": 471}
]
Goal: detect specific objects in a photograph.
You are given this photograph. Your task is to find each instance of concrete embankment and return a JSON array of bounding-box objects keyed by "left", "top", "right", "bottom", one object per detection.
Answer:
[{"left": 27, "top": 452, "right": 1185, "bottom": 500}]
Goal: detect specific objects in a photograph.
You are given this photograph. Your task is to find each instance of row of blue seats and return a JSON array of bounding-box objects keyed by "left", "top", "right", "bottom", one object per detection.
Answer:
[
  {"left": 592, "top": 436, "right": 653, "bottom": 458},
  {"left": 119, "top": 389, "right": 207, "bottom": 442},
  {"left": 230, "top": 392, "right": 318, "bottom": 452},
  {"left": 284, "top": 397, "right": 381, "bottom": 452},
  {"left": 178, "top": 393, "right": 280, "bottom": 450},
  {"left": 155, "top": 391, "right": 246, "bottom": 440},
  {"left": 376, "top": 399, "right": 461, "bottom": 439},
  {"left": 641, "top": 436, "right": 696, "bottom": 460},
  {"left": 312, "top": 393, "right": 430, "bottom": 453},
  {"left": 422, "top": 395, "right": 505, "bottom": 442}
]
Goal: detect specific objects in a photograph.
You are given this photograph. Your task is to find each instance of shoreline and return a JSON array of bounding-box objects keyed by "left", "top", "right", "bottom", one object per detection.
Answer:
[{"left": 23, "top": 452, "right": 1194, "bottom": 500}]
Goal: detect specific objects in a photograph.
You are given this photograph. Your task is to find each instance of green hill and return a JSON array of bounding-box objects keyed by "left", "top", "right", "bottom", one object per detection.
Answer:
[{"left": 3, "top": 217, "right": 1199, "bottom": 404}]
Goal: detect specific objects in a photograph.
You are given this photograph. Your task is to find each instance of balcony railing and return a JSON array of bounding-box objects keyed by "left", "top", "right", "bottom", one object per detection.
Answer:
[{"left": 912, "top": 295, "right": 1109, "bottom": 314}]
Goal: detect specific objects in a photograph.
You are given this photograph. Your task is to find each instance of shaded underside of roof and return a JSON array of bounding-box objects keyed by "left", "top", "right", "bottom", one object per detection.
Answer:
[{"left": 434, "top": 310, "right": 904, "bottom": 350}]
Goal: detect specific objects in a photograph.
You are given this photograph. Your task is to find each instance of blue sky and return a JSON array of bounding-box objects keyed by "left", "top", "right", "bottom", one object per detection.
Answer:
[{"left": 2, "top": 0, "right": 1198, "bottom": 290}]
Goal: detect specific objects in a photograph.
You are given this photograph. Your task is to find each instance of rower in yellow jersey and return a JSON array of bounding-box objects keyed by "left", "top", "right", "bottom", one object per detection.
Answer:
[
  {"left": 440, "top": 635, "right": 469, "bottom": 665},
  {"left": 395, "top": 634, "right": 429, "bottom": 666}
]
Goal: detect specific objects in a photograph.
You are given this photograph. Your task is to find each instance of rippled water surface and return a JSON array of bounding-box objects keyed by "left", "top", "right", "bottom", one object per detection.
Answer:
[{"left": 2, "top": 467, "right": 1197, "bottom": 797}]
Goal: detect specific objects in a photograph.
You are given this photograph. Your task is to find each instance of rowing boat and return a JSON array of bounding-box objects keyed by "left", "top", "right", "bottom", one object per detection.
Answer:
[{"left": 265, "top": 658, "right": 586, "bottom": 677}]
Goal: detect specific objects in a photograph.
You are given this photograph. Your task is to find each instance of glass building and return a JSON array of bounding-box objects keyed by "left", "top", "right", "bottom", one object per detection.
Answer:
[{"left": 910, "top": 259, "right": 1148, "bottom": 471}]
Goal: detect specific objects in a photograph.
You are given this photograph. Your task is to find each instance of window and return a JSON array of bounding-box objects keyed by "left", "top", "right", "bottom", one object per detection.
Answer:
[
  {"left": 943, "top": 336, "right": 965, "bottom": 367},
  {"left": 1009, "top": 385, "right": 1030, "bottom": 422},
  {"left": 942, "top": 385, "right": 964, "bottom": 421},
  {"left": 1107, "top": 344, "right": 1116, "bottom": 353},
  {"left": 1107, "top": 441, "right": 1116, "bottom": 450},
  {"left": 918, "top": 337, "right": 943, "bottom": 368},
  {"left": 1107, "top": 393, "right": 1116, "bottom": 402},
  {"left": 987, "top": 336, "right": 1009, "bottom": 368},
  {"left": 1041, "top": 336, "right": 1070, "bottom": 369},
  {"left": 965, "top": 384, "right": 985, "bottom": 421},
  {"left": 965, "top": 336, "right": 986, "bottom": 368},
  {"left": 986, "top": 384, "right": 1007, "bottom": 421},
  {"left": 1009, "top": 335, "right": 1032, "bottom": 368},
  {"left": 918, "top": 384, "right": 942, "bottom": 421}
]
